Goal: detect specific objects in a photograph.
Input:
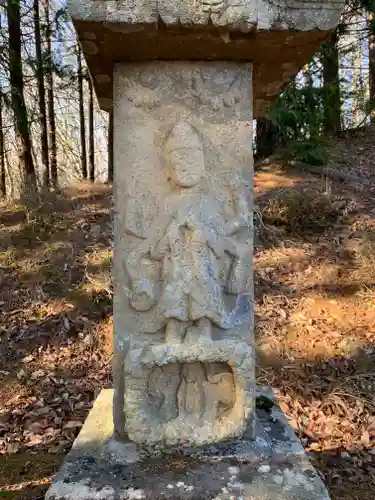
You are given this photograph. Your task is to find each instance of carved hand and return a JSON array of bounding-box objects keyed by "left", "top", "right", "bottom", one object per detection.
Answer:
[{"left": 129, "top": 279, "right": 157, "bottom": 312}]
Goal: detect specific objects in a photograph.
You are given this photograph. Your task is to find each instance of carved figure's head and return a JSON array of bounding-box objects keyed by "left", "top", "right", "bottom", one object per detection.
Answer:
[{"left": 165, "top": 121, "right": 205, "bottom": 188}]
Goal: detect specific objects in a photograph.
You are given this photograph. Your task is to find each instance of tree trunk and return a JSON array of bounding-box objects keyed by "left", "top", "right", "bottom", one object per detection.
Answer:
[
  {"left": 108, "top": 110, "right": 113, "bottom": 183},
  {"left": 369, "top": 13, "right": 375, "bottom": 123},
  {"left": 322, "top": 36, "right": 341, "bottom": 135},
  {"left": 256, "top": 118, "right": 284, "bottom": 159},
  {"left": 34, "top": 0, "right": 49, "bottom": 188},
  {"left": 77, "top": 45, "right": 87, "bottom": 180},
  {"left": 45, "top": 0, "right": 57, "bottom": 188},
  {"left": 88, "top": 76, "right": 95, "bottom": 182},
  {"left": 7, "top": 0, "right": 37, "bottom": 194},
  {"left": 0, "top": 93, "right": 6, "bottom": 198},
  {"left": 304, "top": 63, "right": 314, "bottom": 117}
]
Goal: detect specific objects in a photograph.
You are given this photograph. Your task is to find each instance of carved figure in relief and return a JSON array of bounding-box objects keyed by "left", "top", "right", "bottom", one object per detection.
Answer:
[
  {"left": 191, "top": 68, "right": 244, "bottom": 109},
  {"left": 126, "top": 121, "right": 251, "bottom": 342},
  {"left": 148, "top": 361, "right": 236, "bottom": 425},
  {"left": 123, "top": 67, "right": 247, "bottom": 111},
  {"left": 177, "top": 362, "right": 236, "bottom": 422}
]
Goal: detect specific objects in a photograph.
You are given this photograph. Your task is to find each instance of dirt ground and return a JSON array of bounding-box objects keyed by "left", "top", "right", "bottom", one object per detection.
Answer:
[{"left": 0, "top": 131, "right": 375, "bottom": 499}]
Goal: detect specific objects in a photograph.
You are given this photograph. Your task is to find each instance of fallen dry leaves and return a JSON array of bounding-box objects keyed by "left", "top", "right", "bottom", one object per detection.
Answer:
[
  {"left": 0, "top": 185, "right": 112, "bottom": 499},
  {"left": 255, "top": 136, "right": 375, "bottom": 498},
  {"left": 1, "top": 129, "right": 375, "bottom": 499}
]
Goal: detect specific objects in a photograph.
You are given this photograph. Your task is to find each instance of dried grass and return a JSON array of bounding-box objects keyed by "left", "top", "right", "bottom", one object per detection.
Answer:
[{"left": 261, "top": 188, "right": 346, "bottom": 234}]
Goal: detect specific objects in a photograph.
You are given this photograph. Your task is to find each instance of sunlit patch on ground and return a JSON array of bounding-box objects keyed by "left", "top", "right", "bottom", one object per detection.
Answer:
[{"left": 0, "top": 140, "right": 375, "bottom": 498}]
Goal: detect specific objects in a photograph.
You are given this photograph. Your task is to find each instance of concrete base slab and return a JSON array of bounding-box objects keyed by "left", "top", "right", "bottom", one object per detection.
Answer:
[{"left": 46, "top": 389, "right": 330, "bottom": 500}]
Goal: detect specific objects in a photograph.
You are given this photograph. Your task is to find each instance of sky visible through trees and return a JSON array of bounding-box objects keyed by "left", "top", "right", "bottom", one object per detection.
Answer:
[{"left": 0, "top": 1, "right": 375, "bottom": 197}]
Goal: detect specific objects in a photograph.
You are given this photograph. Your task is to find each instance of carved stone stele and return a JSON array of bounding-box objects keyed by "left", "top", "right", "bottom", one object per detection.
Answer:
[{"left": 113, "top": 62, "right": 254, "bottom": 448}]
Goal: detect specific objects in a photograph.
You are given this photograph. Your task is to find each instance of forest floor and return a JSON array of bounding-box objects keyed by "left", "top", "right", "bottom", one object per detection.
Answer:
[{"left": 0, "top": 127, "right": 375, "bottom": 499}]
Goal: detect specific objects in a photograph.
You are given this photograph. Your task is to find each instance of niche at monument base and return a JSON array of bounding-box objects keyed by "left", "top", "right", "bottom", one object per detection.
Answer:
[
  {"left": 149, "top": 361, "right": 235, "bottom": 419},
  {"left": 114, "top": 62, "right": 254, "bottom": 448},
  {"left": 148, "top": 361, "right": 235, "bottom": 425},
  {"left": 123, "top": 340, "right": 253, "bottom": 447}
]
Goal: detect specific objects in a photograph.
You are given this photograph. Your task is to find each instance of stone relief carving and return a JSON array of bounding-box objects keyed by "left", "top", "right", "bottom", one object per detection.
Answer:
[
  {"left": 191, "top": 69, "right": 244, "bottom": 109},
  {"left": 115, "top": 62, "right": 254, "bottom": 447},
  {"left": 125, "top": 120, "right": 252, "bottom": 341},
  {"left": 147, "top": 361, "right": 235, "bottom": 424},
  {"left": 121, "top": 65, "right": 250, "bottom": 115},
  {"left": 71, "top": 0, "right": 344, "bottom": 31},
  {"left": 124, "top": 339, "right": 253, "bottom": 446},
  {"left": 157, "top": 0, "right": 257, "bottom": 29}
]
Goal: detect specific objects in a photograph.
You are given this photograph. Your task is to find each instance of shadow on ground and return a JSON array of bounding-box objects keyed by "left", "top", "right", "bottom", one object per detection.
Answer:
[{"left": 0, "top": 164, "right": 374, "bottom": 498}]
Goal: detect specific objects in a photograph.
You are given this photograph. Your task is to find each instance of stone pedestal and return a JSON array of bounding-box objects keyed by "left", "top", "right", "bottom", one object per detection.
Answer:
[{"left": 46, "top": 389, "right": 330, "bottom": 500}]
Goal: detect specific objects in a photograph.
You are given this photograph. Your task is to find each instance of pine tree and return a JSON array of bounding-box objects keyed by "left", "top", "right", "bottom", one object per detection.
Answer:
[
  {"left": 34, "top": 0, "right": 49, "bottom": 187},
  {"left": 368, "top": 12, "right": 375, "bottom": 121},
  {"left": 7, "top": 0, "right": 37, "bottom": 194},
  {"left": 322, "top": 34, "right": 341, "bottom": 135},
  {"left": 77, "top": 44, "right": 87, "bottom": 179},
  {"left": 45, "top": 0, "right": 57, "bottom": 188},
  {"left": 0, "top": 92, "right": 6, "bottom": 198},
  {"left": 88, "top": 75, "right": 94, "bottom": 182}
]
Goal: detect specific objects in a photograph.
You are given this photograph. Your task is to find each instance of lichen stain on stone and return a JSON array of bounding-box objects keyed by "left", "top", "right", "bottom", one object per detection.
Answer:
[
  {"left": 125, "top": 488, "right": 145, "bottom": 500},
  {"left": 282, "top": 468, "right": 316, "bottom": 492},
  {"left": 272, "top": 474, "right": 284, "bottom": 485},
  {"left": 47, "top": 480, "right": 118, "bottom": 500},
  {"left": 258, "top": 464, "right": 271, "bottom": 473},
  {"left": 228, "top": 465, "right": 240, "bottom": 475},
  {"left": 139, "top": 456, "right": 190, "bottom": 475}
]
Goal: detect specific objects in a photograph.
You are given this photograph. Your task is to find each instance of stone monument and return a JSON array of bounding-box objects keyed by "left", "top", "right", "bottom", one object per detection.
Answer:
[{"left": 46, "top": 2, "right": 345, "bottom": 499}]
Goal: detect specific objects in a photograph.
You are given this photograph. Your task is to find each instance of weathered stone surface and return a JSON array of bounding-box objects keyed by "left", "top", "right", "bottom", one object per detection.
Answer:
[
  {"left": 55, "top": 5, "right": 344, "bottom": 495},
  {"left": 125, "top": 341, "right": 254, "bottom": 447},
  {"left": 69, "top": 0, "right": 344, "bottom": 30},
  {"left": 69, "top": 0, "right": 346, "bottom": 116},
  {"left": 46, "top": 389, "right": 331, "bottom": 500},
  {"left": 113, "top": 61, "right": 254, "bottom": 447}
]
